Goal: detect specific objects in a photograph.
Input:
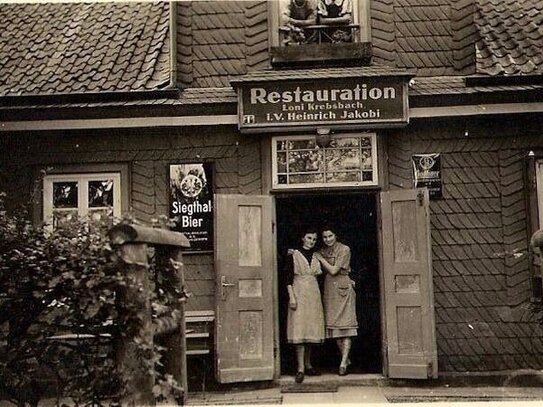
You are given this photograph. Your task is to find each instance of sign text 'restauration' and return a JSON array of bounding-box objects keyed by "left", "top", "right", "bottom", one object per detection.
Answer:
[{"left": 238, "top": 77, "right": 408, "bottom": 130}]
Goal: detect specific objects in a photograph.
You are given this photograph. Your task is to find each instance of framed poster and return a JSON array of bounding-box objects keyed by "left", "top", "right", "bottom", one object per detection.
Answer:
[
  {"left": 412, "top": 153, "right": 442, "bottom": 199},
  {"left": 169, "top": 163, "right": 213, "bottom": 251}
]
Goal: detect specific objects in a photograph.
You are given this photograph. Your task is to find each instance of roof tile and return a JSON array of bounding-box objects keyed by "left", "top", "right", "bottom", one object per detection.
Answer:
[
  {"left": 475, "top": 0, "right": 543, "bottom": 75},
  {"left": 0, "top": 2, "right": 170, "bottom": 96}
]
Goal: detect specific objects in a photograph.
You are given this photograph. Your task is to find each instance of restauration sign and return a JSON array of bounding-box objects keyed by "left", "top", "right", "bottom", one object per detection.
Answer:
[{"left": 237, "top": 76, "right": 409, "bottom": 132}]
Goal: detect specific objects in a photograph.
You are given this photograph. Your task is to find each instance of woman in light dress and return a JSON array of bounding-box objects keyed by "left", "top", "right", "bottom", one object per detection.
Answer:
[{"left": 285, "top": 227, "right": 325, "bottom": 383}]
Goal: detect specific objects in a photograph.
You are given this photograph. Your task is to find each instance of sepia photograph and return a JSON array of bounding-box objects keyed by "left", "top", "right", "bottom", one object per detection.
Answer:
[{"left": 1, "top": 0, "right": 543, "bottom": 406}]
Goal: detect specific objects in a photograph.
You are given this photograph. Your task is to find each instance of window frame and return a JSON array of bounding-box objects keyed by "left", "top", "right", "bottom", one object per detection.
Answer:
[
  {"left": 269, "top": 0, "right": 371, "bottom": 48},
  {"left": 271, "top": 132, "right": 378, "bottom": 190},
  {"left": 43, "top": 171, "right": 123, "bottom": 230}
]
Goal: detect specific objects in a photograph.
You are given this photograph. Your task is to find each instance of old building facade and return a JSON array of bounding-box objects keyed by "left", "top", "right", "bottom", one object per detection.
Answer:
[{"left": 1, "top": 0, "right": 543, "bottom": 383}]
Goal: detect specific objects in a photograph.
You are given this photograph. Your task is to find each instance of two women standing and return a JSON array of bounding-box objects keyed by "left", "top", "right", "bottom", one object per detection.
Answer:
[{"left": 285, "top": 225, "right": 357, "bottom": 382}]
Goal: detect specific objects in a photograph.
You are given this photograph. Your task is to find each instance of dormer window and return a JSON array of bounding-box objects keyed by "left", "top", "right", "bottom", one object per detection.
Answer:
[
  {"left": 270, "top": 0, "right": 371, "bottom": 66},
  {"left": 280, "top": 0, "right": 358, "bottom": 46}
]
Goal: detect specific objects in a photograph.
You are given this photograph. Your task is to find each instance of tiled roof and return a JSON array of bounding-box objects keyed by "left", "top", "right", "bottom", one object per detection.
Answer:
[
  {"left": 3, "top": 78, "right": 542, "bottom": 113},
  {"left": 410, "top": 75, "right": 543, "bottom": 96},
  {"left": 0, "top": 2, "right": 170, "bottom": 96},
  {"left": 475, "top": 0, "right": 543, "bottom": 75},
  {"left": 0, "top": 87, "right": 238, "bottom": 110}
]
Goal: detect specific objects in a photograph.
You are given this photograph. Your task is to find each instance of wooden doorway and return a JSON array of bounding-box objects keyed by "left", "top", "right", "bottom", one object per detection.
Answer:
[{"left": 276, "top": 192, "right": 382, "bottom": 375}]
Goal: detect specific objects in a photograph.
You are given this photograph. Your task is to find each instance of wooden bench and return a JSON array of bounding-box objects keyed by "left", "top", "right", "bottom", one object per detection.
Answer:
[{"left": 185, "top": 310, "right": 214, "bottom": 392}]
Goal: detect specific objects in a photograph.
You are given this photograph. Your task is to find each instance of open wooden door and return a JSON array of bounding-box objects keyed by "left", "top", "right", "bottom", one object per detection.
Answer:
[
  {"left": 380, "top": 189, "right": 438, "bottom": 379},
  {"left": 214, "top": 194, "right": 275, "bottom": 383}
]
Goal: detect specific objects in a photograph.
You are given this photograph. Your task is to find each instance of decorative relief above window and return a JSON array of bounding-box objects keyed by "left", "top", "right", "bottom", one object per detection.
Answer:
[{"left": 271, "top": 133, "right": 377, "bottom": 189}]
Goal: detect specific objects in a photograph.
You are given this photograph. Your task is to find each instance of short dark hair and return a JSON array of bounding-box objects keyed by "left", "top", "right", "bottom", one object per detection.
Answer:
[
  {"left": 301, "top": 226, "right": 318, "bottom": 237},
  {"left": 320, "top": 223, "right": 337, "bottom": 234}
]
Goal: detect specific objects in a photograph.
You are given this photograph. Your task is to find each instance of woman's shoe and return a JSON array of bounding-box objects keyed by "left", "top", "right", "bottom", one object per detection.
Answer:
[
  {"left": 338, "top": 365, "right": 348, "bottom": 376},
  {"left": 295, "top": 371, "right": 305, "bottom": 383},
  {"left": 305, "top": 367, "right": 321, "bottom": 376}
]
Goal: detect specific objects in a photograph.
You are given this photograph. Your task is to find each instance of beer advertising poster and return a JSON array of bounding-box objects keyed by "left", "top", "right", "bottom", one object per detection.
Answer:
[
  {"left": 412, "top": 153, "right": 442, "bottom": 199},
  {"left": 169, "top": 163, "right": 213, "bottom": 251}
]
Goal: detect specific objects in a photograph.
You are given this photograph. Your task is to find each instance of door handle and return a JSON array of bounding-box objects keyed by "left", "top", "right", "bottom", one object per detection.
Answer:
[{"left": 220, "top": 275, "right": 235, "bottom": 300}]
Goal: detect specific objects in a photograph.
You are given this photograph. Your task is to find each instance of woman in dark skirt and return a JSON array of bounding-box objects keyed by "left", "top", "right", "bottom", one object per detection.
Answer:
[{"left": 285, "top": 227, "right": 325, "bottom": 383}]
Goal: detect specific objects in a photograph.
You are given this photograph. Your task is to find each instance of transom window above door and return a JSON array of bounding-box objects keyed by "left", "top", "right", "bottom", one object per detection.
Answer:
[
  {"left": 43, "top": 172, "right": 121, "bottom": 230},
  {"left": 271, "top": 133, "right": 377, "bottom": 189}
]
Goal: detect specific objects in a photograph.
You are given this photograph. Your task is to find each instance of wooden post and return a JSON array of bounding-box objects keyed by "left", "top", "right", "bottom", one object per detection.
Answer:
[
  {"left": 109, "top": 224, "right": 190, "bottom": 405},
  {"left": 156, "top": 247, "right": 188, "bottom": 405},
  {"left": 115, "top": 243, "right": 155, "bottom": 406}
]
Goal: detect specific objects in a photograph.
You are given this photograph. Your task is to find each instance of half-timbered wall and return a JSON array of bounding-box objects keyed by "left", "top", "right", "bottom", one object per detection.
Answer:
[
  {"left": 0, "top": 126, "right": 263, "bottom": 312},
  {"left": 387, "top": 115, "right": 543, "bottom": 371}
]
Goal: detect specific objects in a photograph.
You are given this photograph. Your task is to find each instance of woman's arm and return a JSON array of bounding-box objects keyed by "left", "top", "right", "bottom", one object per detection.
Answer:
[
  {"left": 315, "top": 252, "right": 342, "bottom": 275},
  {"left": 287, "top": 285, "right": 297, "bottom": 309},
  {"left": 285, "top": 252, "right": 297, "bottom": 309}
]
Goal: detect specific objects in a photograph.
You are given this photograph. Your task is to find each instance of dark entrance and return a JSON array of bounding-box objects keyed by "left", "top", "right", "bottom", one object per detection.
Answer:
[{"left": 276, "top": 193, "right": 382, "bottom": 375}]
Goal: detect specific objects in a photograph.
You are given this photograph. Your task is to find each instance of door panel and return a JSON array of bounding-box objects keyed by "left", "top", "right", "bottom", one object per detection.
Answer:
[
  {"left": 380, "top": 189, "right": 437, "bottom": 379},
  {"left": 214, "top": 194, "right": 275, "bottom": 383}
]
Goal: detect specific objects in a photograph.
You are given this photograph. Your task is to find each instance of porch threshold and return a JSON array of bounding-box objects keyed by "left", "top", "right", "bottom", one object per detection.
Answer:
[{"left": 277, "top": 373, "right": 389, "bottom": 388}]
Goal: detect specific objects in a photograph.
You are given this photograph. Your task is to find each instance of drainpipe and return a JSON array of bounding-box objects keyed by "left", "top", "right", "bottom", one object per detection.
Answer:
[{"left": 169, "top": 1, "right": 178, "bottom": 89}]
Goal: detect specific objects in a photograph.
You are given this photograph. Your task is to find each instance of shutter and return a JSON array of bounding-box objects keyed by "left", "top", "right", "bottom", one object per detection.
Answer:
[
  {"left": 380, "top": 189, "right": 438, "bottom": 378},
  {"left": 214, "top": 194, "right": 275, "bottom": 383}
]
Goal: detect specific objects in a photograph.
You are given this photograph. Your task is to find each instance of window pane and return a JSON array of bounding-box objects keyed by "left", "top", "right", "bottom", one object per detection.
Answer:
[
  {"left": 277, "top": 174, "right": 288, "bottom": 185},
  {"left": 326, "top": 171, "right": 360, "bottom": 183},
  {"left": 288, "top": 150, "right": 323, "bottom": 172},
  {"left": 362, "top": 149, "right": 373, "bottom": 169},
  {"left": 290, "top": 173, "right": 324, "bottom": 184},
  {"left": 290, "top": 139, "right": 317, "bottom": 150},
  {"left": 277, "top": 152, "right": 288, "bottom": 173},
  {"left": 360, "top": 137, "right": 372, "bottom": 148},
  {"left": 362, "top": 171, "right": 373, "bottom": 181},
  {"left": 88, "top": 180, "right": 114, "bottom": 208},
  {"left": 53, "top": 182, "right": 78, "bottom": 208},
  {"left": 332, "top": 137, "right": 359, "bottom": 147},
  {"left": 326, "top": 148, "right": 361, "bottom": 171},
  {"left": 276, "top": 140, "right": 289, "bottom": 151}
]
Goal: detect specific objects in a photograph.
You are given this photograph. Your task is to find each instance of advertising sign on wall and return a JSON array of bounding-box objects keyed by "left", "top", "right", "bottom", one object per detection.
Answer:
[
  {"left": 412, "top": 154, "right": 442, "bottom": 199},
  {"left": 169, "top": 163, "right": 213, "bottom": 251},
  {"left": 237, "top": 76, "right": 409, "bottom": 132}
]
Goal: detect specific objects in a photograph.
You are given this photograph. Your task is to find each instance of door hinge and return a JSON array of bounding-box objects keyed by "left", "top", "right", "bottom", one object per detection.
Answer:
[{"left": 427, "top": 361, "right": 433, "bottom": 378}]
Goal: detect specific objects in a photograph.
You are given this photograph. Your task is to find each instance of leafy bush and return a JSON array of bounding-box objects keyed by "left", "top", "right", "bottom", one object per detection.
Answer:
[
  {"left": 0, "top": 191, "right": 121, "bottom": 406},
  {"left": 0, "top": 193, "right": 184, "bottom": 406}
]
